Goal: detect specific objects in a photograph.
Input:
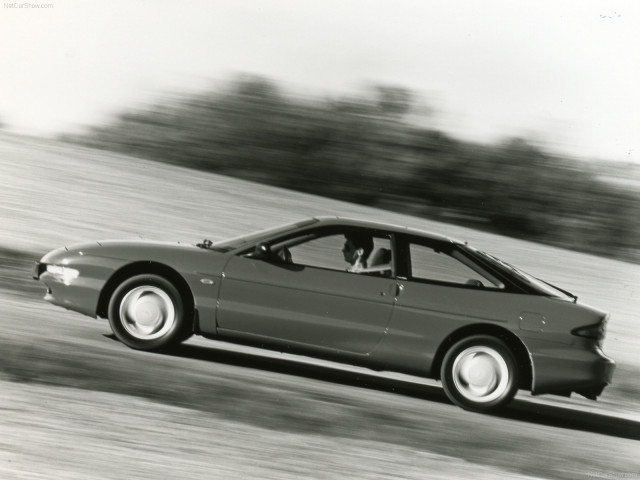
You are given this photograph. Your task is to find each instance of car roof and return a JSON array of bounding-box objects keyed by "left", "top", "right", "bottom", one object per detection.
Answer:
[{"left": 311, "top": 216, "right": 460, "bottom": 244}]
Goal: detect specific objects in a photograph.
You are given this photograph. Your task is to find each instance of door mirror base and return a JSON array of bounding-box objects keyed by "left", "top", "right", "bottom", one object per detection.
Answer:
[{"left": 253, "top": 242, "right": 271, "bottom": 258}]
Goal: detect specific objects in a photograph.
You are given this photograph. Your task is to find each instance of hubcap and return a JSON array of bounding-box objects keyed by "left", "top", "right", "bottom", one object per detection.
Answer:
[
  {"left": 452, "top": 346, "right": 510, "bottom": 403},
  {"left": 119, "top": 286, "right": 176, "bottom": 340}
]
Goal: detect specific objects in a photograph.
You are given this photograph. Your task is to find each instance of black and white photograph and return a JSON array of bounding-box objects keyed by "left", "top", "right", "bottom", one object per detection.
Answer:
[{"left": 1, "top": 1, "right": 639, "bottom": 479}]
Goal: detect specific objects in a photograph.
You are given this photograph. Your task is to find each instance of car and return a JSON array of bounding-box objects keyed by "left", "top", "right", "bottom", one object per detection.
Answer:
[{"left": 33, "top": 216, "right": 615, "bottom": 411}]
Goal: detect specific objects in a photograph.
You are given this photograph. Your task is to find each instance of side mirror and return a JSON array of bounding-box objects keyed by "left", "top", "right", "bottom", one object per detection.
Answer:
[{"left": 254, "top": 242, "right": 271, "bottom": 258}]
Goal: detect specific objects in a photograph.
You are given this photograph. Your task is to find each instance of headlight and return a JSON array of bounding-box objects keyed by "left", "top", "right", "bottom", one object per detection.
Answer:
[{"left": 46, "top": 265, "right": 80, "bottom": 284}]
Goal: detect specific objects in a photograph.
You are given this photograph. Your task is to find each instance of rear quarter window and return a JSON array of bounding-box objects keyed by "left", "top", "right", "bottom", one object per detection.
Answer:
[{"left": 409, "top": 244, "right": 502, "bottom": 288}]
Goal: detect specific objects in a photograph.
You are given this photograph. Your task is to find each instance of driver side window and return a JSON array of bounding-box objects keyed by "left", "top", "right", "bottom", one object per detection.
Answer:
[
  {"left": 289, "top": 234, "right": 347, "bottom": 270},
  {"left": 287, "top": 232, "right": 393, "bottom": 275}
]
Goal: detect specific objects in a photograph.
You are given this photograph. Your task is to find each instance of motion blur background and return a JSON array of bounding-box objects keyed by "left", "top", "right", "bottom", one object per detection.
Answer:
[{"left": 1, "top": 0, "right": 639, "bottom": 262}]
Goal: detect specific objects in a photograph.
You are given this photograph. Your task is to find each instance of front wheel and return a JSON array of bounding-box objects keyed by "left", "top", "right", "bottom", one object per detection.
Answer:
[
  {"left": 108, "top": 274, "right": 192, "bottom": 351},
  {"left": 440, "top": 335, "right": 519, "bottom": 411}
]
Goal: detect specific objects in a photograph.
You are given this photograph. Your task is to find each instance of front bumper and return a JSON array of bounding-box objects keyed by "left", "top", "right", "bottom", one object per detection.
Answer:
[
  {"left": 33, "top": 261, "right": 105, "bottom": 318},
  {"left": 32, "top": 261, "right": 45, "bottom": 280}
]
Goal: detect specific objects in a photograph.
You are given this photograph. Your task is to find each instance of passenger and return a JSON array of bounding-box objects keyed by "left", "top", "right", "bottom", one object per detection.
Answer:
[{"left": 342, "top": 232, "right": 374, "bottom": 272}]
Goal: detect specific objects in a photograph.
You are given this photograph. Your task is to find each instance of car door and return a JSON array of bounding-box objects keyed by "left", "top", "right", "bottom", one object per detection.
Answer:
[
  {"left": 374, "top": 236, "right": 509, "bottom": 370},
  {"left": 216, "top": 230, "right": 397, "bottom": 355}
]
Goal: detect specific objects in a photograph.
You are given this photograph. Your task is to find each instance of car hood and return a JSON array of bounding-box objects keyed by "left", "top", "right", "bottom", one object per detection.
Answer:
[{"left": 58, "top": 239, "right": 214, "bottom": 262}]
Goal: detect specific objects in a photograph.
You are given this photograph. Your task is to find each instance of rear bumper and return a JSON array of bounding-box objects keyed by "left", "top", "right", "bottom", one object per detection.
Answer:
[{"left": 529, "top": 343, "right": 615, "bottom": 398}]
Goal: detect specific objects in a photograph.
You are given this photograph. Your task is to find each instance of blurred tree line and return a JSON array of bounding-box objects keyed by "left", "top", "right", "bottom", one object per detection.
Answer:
[{"left": 64, "top": 76, "right": 639, "bottom": 262}]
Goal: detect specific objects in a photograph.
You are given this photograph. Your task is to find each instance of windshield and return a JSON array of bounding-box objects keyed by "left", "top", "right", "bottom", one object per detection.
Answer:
[
  {"left": 211, "top": 218, "right": 319, "bottom": 252},
  {"left": 471, "top": 249, "right": 575, "bottom": 300}
]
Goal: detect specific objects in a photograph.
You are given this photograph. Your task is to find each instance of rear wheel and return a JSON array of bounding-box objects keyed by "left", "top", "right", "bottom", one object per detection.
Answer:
[
  {"left": 108, "top": 274, "right": 192, "bottom": 351},
  {"left": 440, "top": 335, "right": 519, "bottom": 411}
]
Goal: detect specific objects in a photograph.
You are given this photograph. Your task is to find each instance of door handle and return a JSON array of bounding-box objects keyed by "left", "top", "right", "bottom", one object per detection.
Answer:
[{"left": 395, "top": 283, "right": 405, "bottom": 297}]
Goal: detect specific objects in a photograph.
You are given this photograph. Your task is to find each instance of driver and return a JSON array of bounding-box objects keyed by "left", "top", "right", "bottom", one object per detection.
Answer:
[{"left": 342, "top": 232, "right": 374, "bottom": 273}]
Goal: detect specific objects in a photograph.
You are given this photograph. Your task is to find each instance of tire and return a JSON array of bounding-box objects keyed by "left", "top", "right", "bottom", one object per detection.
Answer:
[
  {"left": 107, "top": 274, "right": 192, "bottom": 351},
  {"left": 440, "top": 335, "right": 519, "bottom": 412}
]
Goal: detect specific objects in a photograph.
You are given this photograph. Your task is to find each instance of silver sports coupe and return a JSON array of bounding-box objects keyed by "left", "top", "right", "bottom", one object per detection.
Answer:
[{"left": 33, "top": 216, "right": 615, "bottom": 411}]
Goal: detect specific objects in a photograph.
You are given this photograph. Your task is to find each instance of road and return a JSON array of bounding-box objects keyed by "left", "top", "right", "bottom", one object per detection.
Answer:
[{"left": 1, "top": 133, "right": 639, "bottom": 479}]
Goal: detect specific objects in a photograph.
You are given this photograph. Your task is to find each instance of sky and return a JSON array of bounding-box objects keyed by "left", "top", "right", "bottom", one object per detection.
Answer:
[{"left": 1, "top": 0, "right": 639, "bottom": 163}]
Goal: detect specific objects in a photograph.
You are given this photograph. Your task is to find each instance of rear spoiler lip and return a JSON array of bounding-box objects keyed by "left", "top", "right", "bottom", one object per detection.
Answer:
[{"left": 536, "top": 277, "right": 578, "bottom": 303}]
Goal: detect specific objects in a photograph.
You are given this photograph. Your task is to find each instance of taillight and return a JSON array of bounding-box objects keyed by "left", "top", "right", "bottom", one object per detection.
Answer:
[{"left": 571, "top": 315, "right": 608, "bottom": 344}]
